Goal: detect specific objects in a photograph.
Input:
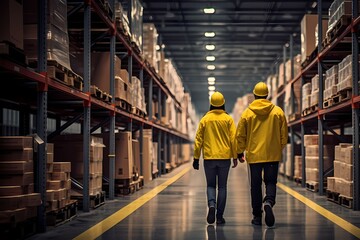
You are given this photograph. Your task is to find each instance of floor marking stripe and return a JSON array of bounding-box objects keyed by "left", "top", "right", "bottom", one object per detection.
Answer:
[
  {"left": 73, "top": 166, "right": 191, "bottom": 240},
  {"left": 278, "top": 182, "right": 360, "bottom": 238}
]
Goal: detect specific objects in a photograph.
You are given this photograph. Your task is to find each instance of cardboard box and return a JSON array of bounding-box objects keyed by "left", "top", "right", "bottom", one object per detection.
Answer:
[
  {"left": 0, "top": 148, "right": 33, "bottom": 161},
  {"left": 132, "top": 139, "right": 141, "bottom": 174},
  {"left": 334, "top": 160, "right": 353, "bottom": 181},
  {"left": 0, "top": 195, "right": 24, "bottom": 210},
  {"left": 0, "top": 0, "right": 23, "bottom": 49},
  {"left": 334, "top": 178, "right": 353, "bottom": 197},
  {"left": 327, "top": 176, "right": 336, "bottom": 192},
  {"left": 0, "top": 172, "right": 34, "bottom": 186},
  {"left": 103, "top": 132, "right": 133, "bottom": 179},
  {"left": 0, "top": 186, "right": 23, "bottom": 196},
  {"left": 0, "top": 161, "right": 33, "bottom": 174},
  {"left": 305, "top": 168, "right": 319, "bottom": 182},
  {"left": 305, "top": 145, "right": 334, "bottom": 159},
  {"left": 301, "top": 14, "right": 318, "bottom": 63},
  {"left": 142, "top": 136, "right": 153, "bottom": 184},
  {"left": 0, "top": 208, "right": 27, "bottom": 224},
  {"left": 51, "top": 172, "right": 70, "bottom": 181},
  {"left": 47, "top": 180, "right": 61, "bottom": 190},
  {"left": 53, "top": 162, "right": 71, "bottom": 173},
  {"left": 0, "top": 136, "right": 32, "bottom": 150}
]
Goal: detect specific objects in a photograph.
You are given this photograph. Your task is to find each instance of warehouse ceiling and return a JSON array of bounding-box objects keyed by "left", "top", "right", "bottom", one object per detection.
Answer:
[{"left": 141, "top": 0, "right": 333, "bottom": 116}]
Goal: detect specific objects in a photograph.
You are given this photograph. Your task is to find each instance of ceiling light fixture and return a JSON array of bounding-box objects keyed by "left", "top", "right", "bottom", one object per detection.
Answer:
[
  {"left": 203, "top": 8, "right": 215, "bottom": 14},
  {"left": 208, "top": 86, "right": 216, "bottom": 91},
  {"left": 208, "top": 81, "right": 215, "bottom": 86},
  {"left": 155, "top": 45, "right": 160, "bottom": 51},
  {"left": 311, "top": 1, "right": 317, "bottom": 8},
  {"left": 205, "top": 32, "right": 216, "bottom": 38},
  {"left": 207, "top": 65, "right": 216, "bottom": 70},
  {"left": 208, "top": 77, "right": 216, "bottom": 82},
  {"left": 205, "top": 44, "right": 216, "bottom": 50},
  {"left": 206, "top": 56, "right": 216, "bottom": 61}
]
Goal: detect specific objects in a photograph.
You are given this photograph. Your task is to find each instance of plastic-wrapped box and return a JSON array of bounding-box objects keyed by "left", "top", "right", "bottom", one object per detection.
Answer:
[
  {"left": 328, "top": 0, "right": 353, "bottom": 33},
  {"left": 143, "top": 23, "right": 159, "bottom": 70},
  {"left": 130, "top": 0, "right": 143, "bottom": 51},
  {"left": 311, "top": 74, "right": 319, "bottom": 92},
  {"left": 310, "top": 89, "right": 319, "bottom": 106},
  {"left": 302, "top": 82, "right": 312, "bottom": 96}
]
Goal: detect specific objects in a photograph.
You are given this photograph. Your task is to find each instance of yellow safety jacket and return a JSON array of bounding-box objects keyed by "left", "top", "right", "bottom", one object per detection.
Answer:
[
  {"left": 194, "top": 109, "right": 237, "bottom": 160},
  {"left": 236, "top": 99, "right": 288, "bottom": 164}
]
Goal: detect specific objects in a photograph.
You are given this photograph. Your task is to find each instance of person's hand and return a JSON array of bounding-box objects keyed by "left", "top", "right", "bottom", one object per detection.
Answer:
[
  {"left": 237, "top": 153, "right": 245, "bottom": 163},
  {"left": 193, "top": 159, "right": 199, "bottom": 170},
  {"left": 232, "top": 158, "right": 238, "bottom": 168}
]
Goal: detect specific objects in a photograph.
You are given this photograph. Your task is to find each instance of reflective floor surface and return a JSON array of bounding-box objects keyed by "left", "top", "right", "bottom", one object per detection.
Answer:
[{"left": 29, "top": 162, "right": 360, "bottom": 240}]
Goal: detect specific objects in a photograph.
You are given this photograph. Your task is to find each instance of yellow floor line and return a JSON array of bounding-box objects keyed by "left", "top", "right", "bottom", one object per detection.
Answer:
[
  {"left": 278, "top": 182, "right": 360, "bottom": 238},
  {"left": 73, "top": 166, "right": 191, "bottom": 240}
]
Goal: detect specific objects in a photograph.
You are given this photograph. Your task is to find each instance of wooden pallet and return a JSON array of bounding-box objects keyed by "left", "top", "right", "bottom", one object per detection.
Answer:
[
  {"left": 0, "top": 41, "right": 27, "bottom": 67},
  {"left": 0, "top": 217, "right": 37, "bottom": 240},
  {"left": 46, "top": 60, "right": 83, "bottom": 90},
  {"left": 115, "top": 98, "right": 132, "bottom": 112},
  {"left": 46, "top": 200, "right": 78, "bottom": 226},
  {"left": 326, "top": 190, "right": 341, "bottom": 204},
  {"left": 132, "top": 107, "right": 146, "bottom": 118},
  {"left": 301, "top": 48, "right": 318, "bottom": 68},
  {"left": 294, "top": 177, "right": 302, "bottom": 184},
  {"left": 325, "top": 15, "right": 352, "bottom": 46},
  {"left": 103, "top": 177, "right": 144, "bottom": 196},
  {"left": 71, "top": 191, "right": 105, "bottom": 210},
  {"left": 340, "top": 195, "right": 353, "bottom": 209},
  {"left": 332, "top": 89, "right": 352, "bottom": 105},
  {"left": 323, "top": 98, "right": 333, "bottom": 109},
  {"left": 306, "top": 181, "right": 319, "bottom": 192},
  {"left": 302, "top": 104, "right": 318, "bottom": 116}
]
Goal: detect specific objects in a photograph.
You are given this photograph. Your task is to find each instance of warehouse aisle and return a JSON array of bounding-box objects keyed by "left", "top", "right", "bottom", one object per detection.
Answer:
[{"left": 29, "top": 162, "right": 360, "bottom": 240}]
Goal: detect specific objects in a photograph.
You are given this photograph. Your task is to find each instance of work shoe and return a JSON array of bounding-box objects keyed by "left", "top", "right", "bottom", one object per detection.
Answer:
[
  {"left": 216, "top": 217, "right": 226, "bottom": 225},
  {"left": 251, "top": 216, "right": 262, "bottom": 225},
  {"left": 264, "top": 202, "right": 275, "bottom": 227},
  {"left": 207, "top": 207, "right": 216, "bottom": 224}
]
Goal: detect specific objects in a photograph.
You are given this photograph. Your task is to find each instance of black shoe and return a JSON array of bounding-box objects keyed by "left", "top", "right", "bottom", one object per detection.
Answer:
[
  {"left": 207, "top": 207, "right": 216, "bottom": 224},
  {"left": 216, "top": 217, "right": 226, "bottom": 225},
  {"left": 251, "top": 216, "right": 262, "bottom": 225},
  {"left": 264, "top": 202, "right": 275, "bottom": 227}
]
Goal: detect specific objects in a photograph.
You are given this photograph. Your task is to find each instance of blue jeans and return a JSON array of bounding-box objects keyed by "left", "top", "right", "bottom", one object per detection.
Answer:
[
  {"left": 204, "top": 160, "right": 231, "bottom": 218},
  {"left": 249, "top": 162, "right": 279, "bottom": 217}
]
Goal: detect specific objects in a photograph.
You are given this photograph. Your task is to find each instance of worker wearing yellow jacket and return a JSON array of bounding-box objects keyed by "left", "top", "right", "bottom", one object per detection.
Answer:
[
  {"left": 193, "top": 91, "right": 237, "bottom": 225},
  {"left": 236, "top": 82, "right": 288, "bottom": 228}
]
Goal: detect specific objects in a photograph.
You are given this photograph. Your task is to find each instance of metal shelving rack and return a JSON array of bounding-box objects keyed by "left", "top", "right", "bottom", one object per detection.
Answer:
[
  {"left": 274, "top": 0, "right": 360, "bottom": 210},
  {"left": 0, "top": 0, "right": 191, "bottom": 232}
]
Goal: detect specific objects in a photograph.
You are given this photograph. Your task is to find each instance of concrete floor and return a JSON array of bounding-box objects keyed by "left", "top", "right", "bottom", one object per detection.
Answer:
[{"left": 28, "top": 162, "right": 360, "bottom": 240}]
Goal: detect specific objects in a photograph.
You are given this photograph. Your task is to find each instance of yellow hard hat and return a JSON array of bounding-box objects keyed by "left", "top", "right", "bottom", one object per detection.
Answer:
[
  {"left": 253, "top": 82, "right": 269, "bottom": 97},
  {"left": 210, "top": 91, "right": 225, "bottom": 107}
]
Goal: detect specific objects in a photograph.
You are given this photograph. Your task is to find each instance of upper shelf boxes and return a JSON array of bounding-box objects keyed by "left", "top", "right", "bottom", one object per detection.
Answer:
[
  {"left": 143, "top": 23, "right": 159, "bottom": 72},
  {"left": 0, "top": 0, "right": 23, "bottom": 50}
]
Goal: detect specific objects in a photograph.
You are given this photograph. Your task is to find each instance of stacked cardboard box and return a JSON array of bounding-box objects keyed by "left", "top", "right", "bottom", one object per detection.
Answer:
[
  {"left": 132, "top": 139, "right": 141, "bottom": 178},
  {"left": 327, "top": 0, "right": 357, "bottom": 34},
  {"left": 51, "top": 135, "right": 104, "bottom": 196},
  {"left": 0, "top": 136, "right": 41, "bottom": 224},
  {"left": 324, "top": 65, "right": 338, "bottom": 102},
  {"left": 46, "top": 160, "right": 72, "bottom": 211},
  {"left": 302, "top": 82, "right": 312, "bottom": 111},
  {"left": 285, "top": 144, "right": 301, "bottom": 177},
  {"left": 301, "top": 14, "right": 318, "bottom": 64},
  {"left": 142, "top": 129, "right": 153, "bottom": 184},
  {"left": 114, "top": 2, "right": 130, "bottom": 37},
  {"left": 119, "top": 69, "right": 132, "bottom": 103},
  {"left": 143, "top": 23, "right": 159, "bottom": 71},
  {"left": 310, "top": 74, "right": 319, "bottom": 107},
  {"left": 131, "top": 76, "right": 147, "bottom": 114},
  {"left": 327, "top": 143, "right": 355, "bottom": 197},
  {"left": 304, "top": 134, "right": 351, "bottom": 183},
  {"left": 0, "top": 0, "right": 23, "bottom": 49},
  {"left": 337, "top": 54, "right": 360, "bottom": 92},
  {"left": 24, "top": 0, "right": 72, "bottom": 70},
  {"left": 294, "top": 155, "right": 302, "bottom": 179},
  {"left": 103, "top": 132, "right": 133, "bottom": 181}
]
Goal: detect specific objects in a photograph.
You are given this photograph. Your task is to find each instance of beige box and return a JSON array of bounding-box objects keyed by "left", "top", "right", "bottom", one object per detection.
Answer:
[
  {"left": 0, "top": 172, "right": 34, "bottom": 186},
  {"left": 294, "top": 155, "right": 302, "bottom": 178},
  {"left": 327, "top": 177, "right": 336, "bottom": 192},
  {"left": 0, "top": 0, "right": 23, "bottom": 49},
  {"left": 0, "top": 161, "right": 33, "bottom": 174},
  {"left": 334, "top": 178, "right": 353, "bottom": 197},
  {"left": 142, "top": 136, "right": 153, "bottom": 184},
  {"left": 0, "top": 195, "right": 24, "bottom": 211},
  {"left": 0, "top": 148, "right": 33, "bottom": 162},
  {"left": 23, "top": 193, "right": 41, "bottom": 207},
  {"left": 334, "top": 160, "right": 353, "bottom": 181},
  {"left": 0, "top": 208, "right": 27, "bottom": 224},
  {"left": 132, "top": 140, "right": 141, "bottom": 174},
  {"left": 305, "top": 145, "right": 334, "bottom": 159},
  {"left": 0, "top": 186, "right": 23, "bottom": 196},
  {"left": 102, "top": 132, "right": 133, "bottom": 179},
  {"left": 46, "top": 190, "right": 55, "bottom": 201},
  {"left": 47, "top": 180, "right": 61, "bottom": 190},
  {"left": 0, "top": 136, "right": 32, "bottom": 150},
  {"left": 51, "top": 172, "right": 70, "bottom": 181},
  {"left": 53, "top": 162, "right": 71, "bottom": 173},
  {"left": 305, "top": 168, "right": 319, "bottom": 182},
  {"left": 301, "top": 14, "right": 318, "bottom": 63},
  {"left": 334, "top": 143, "right": 352, "bottom": 161},
  {"left": 305, "top": 156, "right": 332, "bottom": 170}
]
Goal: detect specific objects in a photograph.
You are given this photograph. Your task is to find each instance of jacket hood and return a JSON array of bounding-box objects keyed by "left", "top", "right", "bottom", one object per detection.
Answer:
[{"left": 249, "top": 99, "right": 274, "bottom": 115}]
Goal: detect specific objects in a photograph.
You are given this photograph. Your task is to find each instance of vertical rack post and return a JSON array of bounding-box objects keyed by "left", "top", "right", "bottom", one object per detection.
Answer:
[
  {"left": 127, "top": 51, "right": 133, "bottom": 131},
  {"left": 352, "top": 0, "right": 360, "bottom": 210},
  {"left": 290, "top": 34, "right": 295, "bottom": 179},
  {"left": 301, "top": 77, "right": 306, "bottom": 188},
  {"left": 158, "top": 130, "right": 162, "bottom": 177},
  {"left": 317, "top": 0, "right": 325, "bottom": 195},
  {"left": 148, "top": 78, "right": 153, "bottom": 121},
  {"left": 35, "top": 0, "right": 48, "bottom": 232},
  {"left": 282, "top": 45, "right": 286, "bottom": 175},
  {"left": 82, "top": 1, "right": 91, "bottom": 212},
  {"left": 139, "top": 123, "right": 144, "bottom": 175},
  {"left": 109, "top": 0, "right": 116, "bottom": 200}
]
